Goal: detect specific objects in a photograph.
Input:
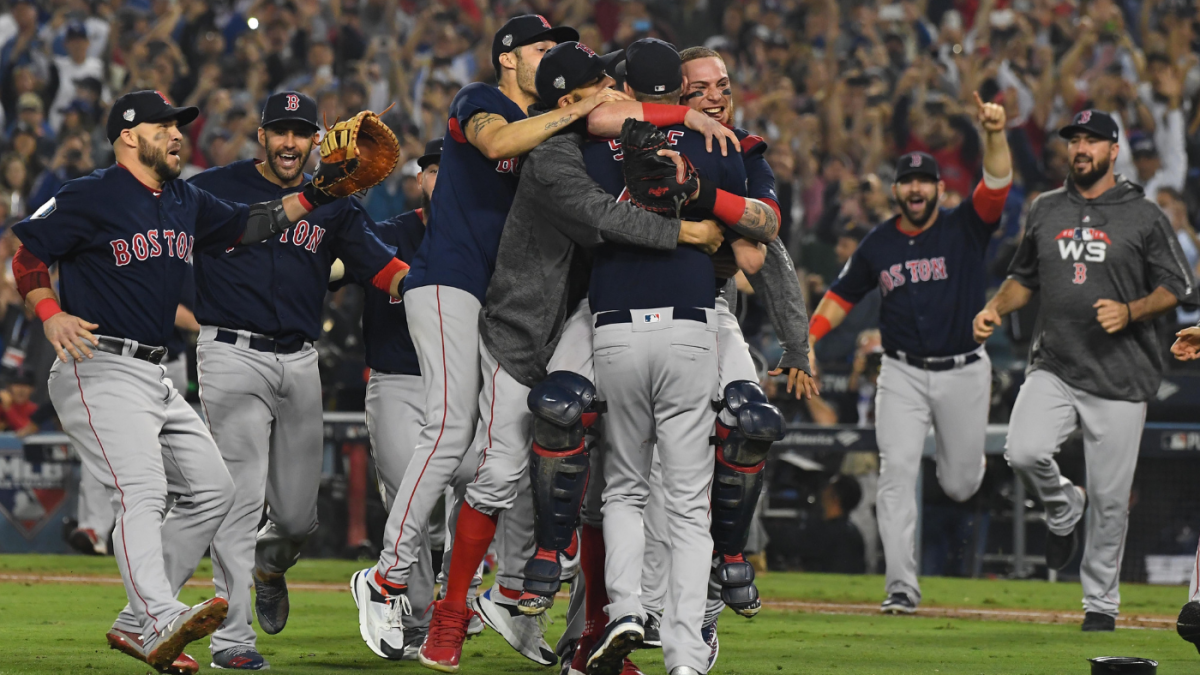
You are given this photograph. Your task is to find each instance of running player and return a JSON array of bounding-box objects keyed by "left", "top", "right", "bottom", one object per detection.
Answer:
[
  {"left": 189, "top": 91, "right": 406, "bottom": 670},
  {"left": 10, "top": 90, "right": 335, "bottom": 673},
  {"left": 808, "top": 93, "right": 1012, "bottom": 615}
]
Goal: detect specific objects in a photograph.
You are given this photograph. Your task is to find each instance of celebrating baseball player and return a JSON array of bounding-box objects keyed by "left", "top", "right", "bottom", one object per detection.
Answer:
[
  {"left": 975, "top": 109, "right": 1195, "bottom": 631},
  {"left": 188, "top": 91, "right": 407, "bottom": 670},
  {"left": 808, "top": 93, "right": 1012, "bottom": 615},
  {"left": 1170, "top": 325, "right": 1200, "bottom": 652},
  {"left": 8, "top": 89, "right": 390, "bottom": 673}
]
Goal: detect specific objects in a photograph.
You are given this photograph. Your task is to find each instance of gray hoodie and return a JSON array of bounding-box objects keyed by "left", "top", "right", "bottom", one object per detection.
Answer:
[{"left": 1008, "top": 176, "right": 1196, "bottom": 401}]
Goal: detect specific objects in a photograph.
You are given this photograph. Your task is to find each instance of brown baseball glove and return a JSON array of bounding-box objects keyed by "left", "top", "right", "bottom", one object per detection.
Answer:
[{"left": 310, "top": 110, "right": 400, "bottom": 200}]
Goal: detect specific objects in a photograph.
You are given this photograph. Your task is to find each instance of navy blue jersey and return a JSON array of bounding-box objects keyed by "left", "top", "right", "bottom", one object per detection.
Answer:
[
  {"left": 827, "top": 193, "right": 1000, "bottom": 357},
  {"left": 14, "top": 164, "right": 248, "bottom": 347},
  {"left": 405, "top": 83, "right": 526, "bottom": 303},
  {"left": 734, "top": 128, "right": 778, "bottom": 205},
  {"left": 585, "top": 124, "right": 748, "bottom": 312},
  {"left": 165, "top": 270, "right": 195, "bottom": 359},
  {"left": 349, "top": 208, "right": 425, "bottom": 375},
  {"left": 188, "top": 159, "right": 396, "bottom": 343}
]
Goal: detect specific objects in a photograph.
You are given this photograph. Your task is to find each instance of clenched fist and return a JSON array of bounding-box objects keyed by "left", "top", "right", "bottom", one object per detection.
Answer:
[
  {"left": 973, "top": 306, "right": 1002, "bottom": 343},
  {"left": 973, "top": 91, "right": 1007, "bottom": 133}
]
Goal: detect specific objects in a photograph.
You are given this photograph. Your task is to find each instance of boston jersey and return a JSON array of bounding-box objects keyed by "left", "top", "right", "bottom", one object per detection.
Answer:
[
  {"left": 734, "top": 127, "right": 777, "bottom": 205},
  {"left": 188, "top": 159, "right": 396, "bottom": 343},
  {"left": 829, "top": 191, "right": 1001, "bottom": 358},
  {"left": 585, "top": 124, "right": 747, "bottom": 312},
  {"left": 350, "top": 208, "right": 425, "bottom": 375},
  {"left": 404, "top": 82, "right": 527, "bottom": 303},
  {"left": 14, "top": 164, "right": 248, "bottom": 347}
]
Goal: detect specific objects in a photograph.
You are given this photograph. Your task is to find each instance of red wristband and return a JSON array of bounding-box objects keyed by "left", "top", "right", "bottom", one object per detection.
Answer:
[
  {"left": 712, "top": 190, "right": 747, "bottom": 227},
  {"left": 35, "top": 298, "right": 62, "bottom": 322},
  {"left": 642, "top": 103, "right": 688, "bottom": 128},
  {"left": 810, "top": 315, "right": 832, "bottom": 343},
  {"left": 371, "top": 258, "right": 410, "bottom": 293},
  {"left": 296, "top": 190, "right": 317, "bottom": 212}
]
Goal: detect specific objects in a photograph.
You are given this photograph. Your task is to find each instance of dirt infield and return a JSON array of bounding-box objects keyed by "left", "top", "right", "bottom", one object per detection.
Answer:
[{"left": 0, "top": 572, "right": 1176, "bottom": 629}]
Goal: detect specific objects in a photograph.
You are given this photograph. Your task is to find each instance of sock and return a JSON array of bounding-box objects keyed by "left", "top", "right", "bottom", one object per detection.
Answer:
[
  {"left": 444, "top": 503, "right": 498, "bottom": 609},
  {"left": 372, "top": 569, "right": 407, "bottom": 596},
  {"left": 499, "top": 585, "right": 521, "bottom": 600},
  {"left": 581, "top": 523, "right": 609, "bottom": 636}
]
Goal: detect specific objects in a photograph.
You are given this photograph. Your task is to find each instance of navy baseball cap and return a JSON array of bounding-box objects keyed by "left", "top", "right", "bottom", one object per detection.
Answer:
[
  {"left": 106, "top": 90, "right": 199, "bottom": 143},
  {"left": 1058, "top": 109, "right": 1119, "bottom": 142},
  {"left": 492, "top": 15, "right": 579, "bottom": 75},
  {"left": 1130, "top": 132, "right": 1157, "bottom": 158},
  {"left": 417, "top": 137, "right": 443, "bottom": 169},
  {"left": 66, "top": 22, "right": 88, "bottom": 41},
  {"left": 624, "top": 38, "right": 682, "bottom": 96},
  {"left": 260, "top": 91, "right": 319, "bottom": 131},
  {"left": 535, "top": 41, "right": 623, "bottom": 107},
  {"left": 894, "top": 151, "right": 940, "bottom": 181}
]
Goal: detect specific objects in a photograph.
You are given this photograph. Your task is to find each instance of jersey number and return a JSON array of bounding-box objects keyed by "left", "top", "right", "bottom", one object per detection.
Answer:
[{"left": 1072, "top": 262, "right": 1087, "bottom": 285}]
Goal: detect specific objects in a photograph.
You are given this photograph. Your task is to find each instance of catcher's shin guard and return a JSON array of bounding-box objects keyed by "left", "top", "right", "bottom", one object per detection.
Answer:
[
  {"left": 523, "top": 372, "right": 602, "bottom": 599},
  {"left": 710, "top": 381, "right": 784, "bottom": 615}
]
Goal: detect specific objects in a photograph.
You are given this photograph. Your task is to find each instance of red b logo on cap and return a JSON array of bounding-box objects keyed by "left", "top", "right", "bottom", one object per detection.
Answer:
[
  {"left": 155, "top": 90, "right": 171, "bottom": 104},
  {"left": 911, "top": 154, "right": 922, "bottom": 167},
  {"left": 1079, "top": 110, "right": 1092, "bottom": 124},
  {"left": 537, "top": 14, "right": 551, "bottom": 28},
  {"left": 285, "top": 94, "right": 300, "bottom": 111}
]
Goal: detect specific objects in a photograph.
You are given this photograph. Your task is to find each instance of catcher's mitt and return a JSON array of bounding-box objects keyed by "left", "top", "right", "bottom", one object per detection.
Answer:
[
  {"left": 312, "top": 110, "right": 400, "bottom": 199},
  {"left": 620, "top": 118, "right": 699, "bottom": 216}
]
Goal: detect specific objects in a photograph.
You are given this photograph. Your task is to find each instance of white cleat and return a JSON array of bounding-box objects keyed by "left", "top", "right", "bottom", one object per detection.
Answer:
[
  {"left": 350, "top": 567, "right": 410, "bottom": 660},
  {"left": 472, "top": 583, "right": 556, "bottom": 665}
]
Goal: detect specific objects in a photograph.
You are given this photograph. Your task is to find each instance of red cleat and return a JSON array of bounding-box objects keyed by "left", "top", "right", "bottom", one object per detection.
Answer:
[
  {"left": 418, "top": 600, "right": 475, "bottom": 673},
  {"left": 569, "top": 633, "right": 598, "bottom": 675},
  {"left": 105, "top": 627, "right": 199, "bottom": 675}
]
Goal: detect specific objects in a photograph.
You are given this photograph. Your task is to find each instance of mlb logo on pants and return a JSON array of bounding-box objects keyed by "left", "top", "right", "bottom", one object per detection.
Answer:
[{"left": 644, "top": 313, "right": 661, "bottom": 323}]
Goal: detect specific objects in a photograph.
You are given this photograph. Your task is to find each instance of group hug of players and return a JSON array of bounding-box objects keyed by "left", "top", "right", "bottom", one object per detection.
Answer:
[{"left": 16, "top": 8, "right": 1200, "bottom": 675}]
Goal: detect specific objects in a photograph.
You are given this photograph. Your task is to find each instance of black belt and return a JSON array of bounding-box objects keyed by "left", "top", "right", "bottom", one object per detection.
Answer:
[
  {"left": 595, "top": 307, "right": 708, "bottom": 327},
  {"left": 215, "top": 329, "right": 306, "bottom": 354},
  {"left": 884, "top": 349, "right": 982, "bottom": 372},
  {"left": 94, "top": 336, "right": 166, "bottom": 365}
]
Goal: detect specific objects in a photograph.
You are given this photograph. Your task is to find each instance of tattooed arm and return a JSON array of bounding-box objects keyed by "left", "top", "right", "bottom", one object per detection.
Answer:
[
  {"left": 728, "top": 197, "right": 779, "bottom": 243},
  {"left": 464, "top": 88, "right": 631, "bottom": 161},
  {"left": 691, "top": 184, "right": 780, "bottom": 243}
]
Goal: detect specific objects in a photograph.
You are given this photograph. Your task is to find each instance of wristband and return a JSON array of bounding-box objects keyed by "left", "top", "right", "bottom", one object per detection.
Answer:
[
  {"left": 712, "top": 190, "right": 748, "bottom": 227},
  {"left": 1126, "top": 303, "right": 1133, "bottom": 324},
  {"left": 35, "top": 298, "right": 62, "bottom": 322},
  {"left": 690, "top": 181, "right": 717, "bottom": 214},
  {"left": 643, "top": 103, "right": 688, "bottom": 128},
  {"left": 300, "top": 182, "right": 335, "bottom": 211},
  {"left": 810, "top": 315, "right": 832, "bottom": 343},
  {"left": 371, "top": 258, "right": 410, "bottom": 293}
]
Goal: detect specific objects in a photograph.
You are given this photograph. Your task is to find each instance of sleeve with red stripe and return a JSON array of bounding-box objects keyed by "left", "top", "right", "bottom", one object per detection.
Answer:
[
  {"left": 13, "top": 245, "right": 51, "bottom": 299},
  {"left": 972, "top": 180, "right": 1011, "bottom": 224}
]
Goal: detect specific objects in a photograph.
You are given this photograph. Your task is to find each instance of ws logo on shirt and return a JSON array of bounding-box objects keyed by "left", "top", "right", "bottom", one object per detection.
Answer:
[
  {"left": 1055, "top": 227, "right": 1110, "bottom": 262},
  {"left": 111, "top": 229, "right": 193, "bottom": 266},
  {"left": 877, "top": 257, "right": 948, "bottom": 295}
]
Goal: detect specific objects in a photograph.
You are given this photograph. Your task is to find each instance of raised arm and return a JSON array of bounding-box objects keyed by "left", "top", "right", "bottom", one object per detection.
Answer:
[
  {"left": 465, "top": 90, "right": 630, "bottom": 162},
  {"left": 587, "top": 102, "right": 740, "bottom": 155}
]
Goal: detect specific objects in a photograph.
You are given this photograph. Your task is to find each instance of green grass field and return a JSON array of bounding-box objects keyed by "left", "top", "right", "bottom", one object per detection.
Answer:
[{"left": 0, "top": 554, "right": 1197, "bottom": 674}]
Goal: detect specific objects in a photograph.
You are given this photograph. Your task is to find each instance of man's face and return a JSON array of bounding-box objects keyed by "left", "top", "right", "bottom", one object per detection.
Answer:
[
  {"left": 133, "top": 121, "right": 183, "bottom": 181},
  {"left": 512, "top": 41, "right": 557, "bottom": 97},
  {"left": 1134, "top": 153, "right": 1160, "bottom": 180},
  {"left": 681, "top": 57, "right": 732, "bottom": 125},
  {"left": 1067, "top": 133, "right": 1116, "bottom": 189},
  {"left": 9, "top": 383, "right": 31, "bottom": 405},
  {"left": 67, "top": 36, "right": 89, "bottom": 62},
  {"left": 259, "top": 123, "right": 317, "bottom": 183},
  {"left": 419, "top": 162, "right": 438, "bottom": 211},
  {"left": 892, "top": 176, "right": 942, "bottom": 226},
  {"left": 561, "top": 76, "right": 613, "bottom": 108}
]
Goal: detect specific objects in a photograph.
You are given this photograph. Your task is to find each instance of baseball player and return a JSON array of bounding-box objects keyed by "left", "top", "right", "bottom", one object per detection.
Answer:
[
  {"left": 10, "top": 90, "right": 352, "bottom": 674},
  {"left": 808, "top": 93, "right": 1012, "bottom": 615},
  {"left": 975, "top": 109, "right": 1195, "bottom": 631},
  {"left": 189, "top": 91, "right": 407, "bottom": 669},
  {"left": 1170, "top": 326, "right": 1200, "bottom": 652}
]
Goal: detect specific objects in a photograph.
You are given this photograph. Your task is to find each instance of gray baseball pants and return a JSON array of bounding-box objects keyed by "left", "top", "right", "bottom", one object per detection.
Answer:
[
  {"left": 1006, "top": 369, "right": 1146, "bottom": 616},
  {"left": 875, "top": 351, "right": 989, "bottom": 605},
  {"left": 196, "top": 328, "right": 323, "bottom": 652},
  {"left": 49, "top": 348, "right": 234, "bottom": 644},
  {"left": 595, "top": 307, "right": 719, "bottom": 674}
]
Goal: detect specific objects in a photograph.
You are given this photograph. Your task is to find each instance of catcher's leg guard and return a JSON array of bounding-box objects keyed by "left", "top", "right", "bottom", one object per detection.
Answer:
[
  {"left": 710, "top": 381, "right": 784, "bottom": 616},
  {"left": 523, "top": 372, "right": 601, "bottom": 602}
]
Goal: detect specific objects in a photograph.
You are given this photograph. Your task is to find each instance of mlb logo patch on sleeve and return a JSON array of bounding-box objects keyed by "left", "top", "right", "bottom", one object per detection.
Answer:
[
  {"left": 30, "top": 198, "right": 55, "bottom": 219},
  {"left": 644, "top": 313, "right": 661, "bottom": 323}
]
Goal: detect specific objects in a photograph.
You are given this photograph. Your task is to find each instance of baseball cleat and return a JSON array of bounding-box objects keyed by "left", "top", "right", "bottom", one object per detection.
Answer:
[
  {"left": 518, "top": 591, "right": 555, "bottom": 616},
  {"left": 253, "top": 569, "right": 289, "bottom": 635},
  {"left": 568, "top": 633, "right": 598, "bottom": 675},
  {"left": 701, "top": 617, "right": 719, "bottom": 670},
  {"left": 669, "top": 668, "right": 703, "bottom": 675},
  {"left": 439, "top": 571, "right": 485, "bottom": 635},
  {"left": 418, "top": 599, "right": 476, "bottom": 673},
  {"left": 105, "top": 627, "right": 199, "bottom": 675},
  {"left": 881, "top": 593, "right": 917, "bottom": 614},
  {"left": 1082, "top": 611, "right": 1116, "bottom": 632},
  {"left": 211, "top": 646, "right": 270, "bottom": 670},
  {"left": 68, "top": 527, "right": 107, "bottom": 556},
  {"left": 1046, "top": 487, "right": 1086, "bottom": 571},
  {"left": 474, "top": 584, "right": 556, "bottom": 665},
  {"left": 351, "top": 567, "right": 409, "bottom": 659},
  {"left": 145, "top": 598, "right": 228, "bottom": 670},
  {"left": 1177, "top": 601, "right": 1200, "bottom": 654},
  {"left": 642, "top": 611, "right": 662, "bottom": 648},
  {"left": 400, "top": 626, "right": 427, "bottom": 661},
  {"left": 586, "top": 614, "right": 644, "bottom": 675}
]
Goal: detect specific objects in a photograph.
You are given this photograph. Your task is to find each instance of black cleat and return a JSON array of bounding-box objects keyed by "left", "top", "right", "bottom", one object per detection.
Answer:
[
  {"left": 881, "top": 593, "right": 916, "bottom": 614},
  {"left": 253, "top": 569, "right": 290, "bottom": 635},
  {"left": 1178, "top": 601, "right": 1200, "bottom": 654},
  {"left": 642, "top": 612, "right": 662, "bottom": 649},
  {"left": 1082, "top": 612, "right": 1115, "bottom": 632},
  {"left": 1047, "top": 489, "right": 1086, "bottom": 571},
  {"left": 586, "top": 614, "right": 644, "bottom": 675}
]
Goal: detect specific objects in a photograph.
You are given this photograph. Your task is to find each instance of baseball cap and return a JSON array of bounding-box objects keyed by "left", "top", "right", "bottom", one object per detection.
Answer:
[
  {"left": 17, "top": 92, "right": 42, "bottom": 113},
  {"left": 623, "top": 38, "right": 682, "bottom": 96},
  {"left": 400, "top": 159, "right": 421, "bottom": 179},
  {"left": 66, "top": 22, "right": 88, "bottom": 41},
  {"left": 1058, "top": 109, "right": 1119, "bottom": 142},
  {"left": 106, "top": 90, "right": 199, "bottom": 143},
  {"left": 491, "top": 15, "right": 579, "bottom": 75},
  {"left": 260, "top": 91, "right": 319, "bottom": 132},
  {"left": 894, "top": 151, "right": 940, "bottom": 181},
  {"left": 1130, "top": 132, "right": 1158, "bottom": 158},
  {"left": 535, "top": 41, "right": 623, "bottom": 107},
  {"left": 417, "top": 137, "right": 443, "bottom": 170}
]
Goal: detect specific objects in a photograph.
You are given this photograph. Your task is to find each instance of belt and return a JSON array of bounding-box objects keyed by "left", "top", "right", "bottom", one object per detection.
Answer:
[
  {"left": 215, "top": 329, "right": 306, "bottom": 354},
  {"left": 884, "top": 349, "right": 982, "bottom": 372},
  {"left": 595, "top": 307, "right": 708, "bottom": 327},
  {"left": 94, "top": 336, "right": 166, "bottom": 365}
]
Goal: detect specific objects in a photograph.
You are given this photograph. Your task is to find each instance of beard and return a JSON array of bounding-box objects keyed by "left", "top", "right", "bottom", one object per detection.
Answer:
[
  {"left": 515, "top": 52, "right": 538, "bottom": 97},
  {"left": 1070, "top": 153, "right": 1111, "bottom": 189},
  {"left": 137, "top": 136, "right": 180, "bottom": 181},
  {"left": 421, "top": 190, "right": 432, "bottom": 214},
  {"left": 266, "top": 146, "right": 305, "bottom": 183},
  {"left": 898, "top": 196, "right": 938, "bottom": 227}
]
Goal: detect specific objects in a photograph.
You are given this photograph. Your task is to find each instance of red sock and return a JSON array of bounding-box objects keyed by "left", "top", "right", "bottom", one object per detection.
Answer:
[
  {"left": 580, "top": 524, "right": 609, "bottom": 636},
  {"left": 444, "top": 504, "right": 498, "bottom": 608}
]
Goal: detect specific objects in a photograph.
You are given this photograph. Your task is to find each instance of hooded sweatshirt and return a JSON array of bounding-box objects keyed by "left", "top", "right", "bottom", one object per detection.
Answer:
[{"left": 1008, "top": 176, "right": 1196, "bottom": 401}]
